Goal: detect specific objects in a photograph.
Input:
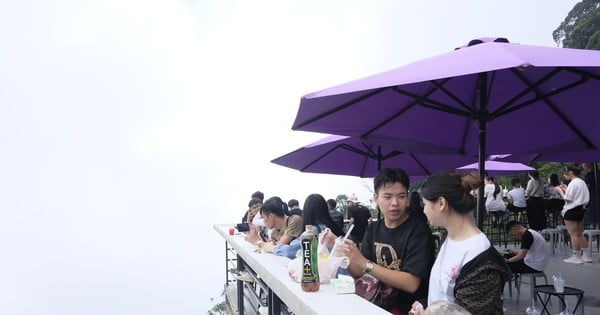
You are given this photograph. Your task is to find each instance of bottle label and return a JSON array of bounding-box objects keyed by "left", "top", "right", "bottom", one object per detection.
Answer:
[{"left": 301, "top": 236, "right": 319, "bottom": 283}]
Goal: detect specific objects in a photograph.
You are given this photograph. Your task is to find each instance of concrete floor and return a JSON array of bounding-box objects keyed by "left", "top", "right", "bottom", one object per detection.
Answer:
[{"left": 501, "top": 247, "right": 600, "bottom": 315}]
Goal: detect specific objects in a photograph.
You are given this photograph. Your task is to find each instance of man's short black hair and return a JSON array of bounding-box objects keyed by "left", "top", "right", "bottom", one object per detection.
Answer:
[
  {"left": 288, "top": 199, "right": 299, "bottom": 208},
  {"left": 505, "top": 220, "right": 522, "bottom": 232}
]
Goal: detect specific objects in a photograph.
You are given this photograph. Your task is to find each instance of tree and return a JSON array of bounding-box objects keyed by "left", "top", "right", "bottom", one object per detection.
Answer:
[
  {"left": 554, "top": 0, "right": 600, "bottom": 49},
  {"left": 206, "top": 289, "right": 229, "bottom": 315}
]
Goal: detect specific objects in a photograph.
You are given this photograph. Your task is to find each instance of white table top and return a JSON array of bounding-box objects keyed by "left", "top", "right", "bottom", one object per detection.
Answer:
[{"left": 214, "top": 224, "right": 391, "bottom": 315}]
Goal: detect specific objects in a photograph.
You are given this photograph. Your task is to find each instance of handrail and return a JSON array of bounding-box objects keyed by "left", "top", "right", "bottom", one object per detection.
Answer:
[{"left": 214, "top": 224, "right": 391, "bottom": 315}]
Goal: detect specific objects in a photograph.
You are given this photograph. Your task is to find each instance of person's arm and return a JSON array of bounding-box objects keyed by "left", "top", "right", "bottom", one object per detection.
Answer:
[
  {"left": 525, "top": 180, "right": 533, "bottom": 196},
  {"left": 277, "top": 215, "right": 303, "bottom": 245},
  {"left": 454, "top": 267, "right": 504, "bottom": 314},
  {"left": 556, "top": 184, "right": 568, "bottom": 201},
  {"left": 273, "top": 238, "right": 301, "bottom": 258},
  {"left": 506, "top": 249, "right": 528, "bottom": 263},
  {"left": 340, "top": 239, "right": 422, "bottom": 293},
  {"left": 245, "top": 223, "right": 261, "bottom": 245},
  {"left": 507, "top": 231, "right": 533, "bottom": 263}
]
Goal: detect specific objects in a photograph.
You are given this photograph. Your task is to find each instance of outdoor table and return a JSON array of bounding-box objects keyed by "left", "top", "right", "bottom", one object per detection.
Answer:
[{"left": 535, "top": 284, "right": 584, "bottom": 315}]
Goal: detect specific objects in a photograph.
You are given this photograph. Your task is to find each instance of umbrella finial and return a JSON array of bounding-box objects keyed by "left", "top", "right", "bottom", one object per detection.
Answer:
[{"left": 455, "top": 37, "right": 510, "bottom": 50}]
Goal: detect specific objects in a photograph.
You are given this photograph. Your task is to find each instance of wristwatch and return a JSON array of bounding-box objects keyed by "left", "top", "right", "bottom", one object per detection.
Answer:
[{"left": 365, "top": 261, "right": 374, "bottom": 273}]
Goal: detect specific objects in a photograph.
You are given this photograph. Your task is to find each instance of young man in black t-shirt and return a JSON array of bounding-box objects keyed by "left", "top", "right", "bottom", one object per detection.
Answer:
[{"left": 340, "top": 168, "right": 435, "bottom": 314}]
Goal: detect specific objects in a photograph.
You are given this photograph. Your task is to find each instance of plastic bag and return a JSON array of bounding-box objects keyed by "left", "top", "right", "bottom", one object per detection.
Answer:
[{"left": 287, "top": 234, "right": 349, "bottom": 284}]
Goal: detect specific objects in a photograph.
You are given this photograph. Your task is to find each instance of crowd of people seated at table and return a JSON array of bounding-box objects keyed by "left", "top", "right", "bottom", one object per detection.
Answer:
[{"left": 234, "top": 162, "right": 599, "bottom": 314}]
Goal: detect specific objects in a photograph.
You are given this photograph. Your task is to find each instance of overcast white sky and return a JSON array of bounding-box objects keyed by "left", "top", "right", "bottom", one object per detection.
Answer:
[{"left": 0, "top": 1, "right": 579, "bottom": 314}]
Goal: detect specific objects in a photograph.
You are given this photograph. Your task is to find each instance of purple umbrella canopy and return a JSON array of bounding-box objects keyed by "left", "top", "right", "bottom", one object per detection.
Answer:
[
  {"left": 495, "top": 152, "right": 600, "bottom": 163},
  {"left": 271, "top": 134, "right": 483, "bottom": 179},
  {"left": 292, "top": 38, "right": 600, "bottom": 156},
  {"left": 456, "top": 160, "right": 535, "bottom": 176},
  {"left": 290, "top": 38, "right": 600, "bottom": 227}
]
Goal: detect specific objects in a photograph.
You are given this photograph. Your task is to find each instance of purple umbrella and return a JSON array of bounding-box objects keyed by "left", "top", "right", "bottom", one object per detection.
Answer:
[
  {"left": 495, "top": 152, "right": 600, "bottom": 163},
  {"left": 291, "top": 38, "right": 600, "bottom": 227},
  {"left": 456, "top": 161, "right": 535, "bottom": 176},
  {"left": 271, "top": 134, "right": 478, "bottom": 179}
]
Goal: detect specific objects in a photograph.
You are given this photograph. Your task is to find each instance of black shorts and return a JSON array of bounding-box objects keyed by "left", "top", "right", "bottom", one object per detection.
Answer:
[
  {"left": 563, "top": 205, "right": 585, "bottom": 221},
  {"left": 507, "top": 204, "right": 526, "bottom": 213}
]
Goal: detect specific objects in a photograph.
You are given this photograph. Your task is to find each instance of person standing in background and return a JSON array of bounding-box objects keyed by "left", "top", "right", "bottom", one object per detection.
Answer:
[
  {"left": 525, "top": 171, "right": 546, "bottom": 232},
  {"left": 287, "top": 198, "right": 303, "bottom": 217},
  {"left": 556, "top": 163, "right": 591, "bottom": 264},
  {"left": 327, "top": 198, "right": 345, "bottom": 231},
  {"left": 407, "top": 191, "right": 428, "bottom": 222},
  {"left": 583, "top": 162, "right": 599, "bottom": 229},
  {"left": 544, "top": 174, "right": 565, "bottom": 227},
  {"left": 347, "top": 194, "right": 372, "bottom": 246}
]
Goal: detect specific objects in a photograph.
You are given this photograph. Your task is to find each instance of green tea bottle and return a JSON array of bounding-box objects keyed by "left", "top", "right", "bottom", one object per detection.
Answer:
[{"left": 301, "top": 225, "right": 320, "bottom": 292}]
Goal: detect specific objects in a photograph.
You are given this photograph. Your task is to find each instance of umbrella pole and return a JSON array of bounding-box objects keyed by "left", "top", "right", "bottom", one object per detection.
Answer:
[
  {"left": 476, "top": 73, "right": 489, "bottom": 230},
  {"left": 595, "top": 163, "right": 599, "bottom": 228},
  {"left": 377, "top": 146, "right": 382, "bottom": 221}
]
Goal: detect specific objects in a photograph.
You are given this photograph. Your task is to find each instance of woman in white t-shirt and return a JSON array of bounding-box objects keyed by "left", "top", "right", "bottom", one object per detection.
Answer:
[
  {"left": 484, "top": 176, "right": 507, "bottom": 227},
  {"left": 556, "top": 163, "right": 591, "bottom": 264},
  {"left": 409, "top": 173, "right": 510, "bottom": 315}
]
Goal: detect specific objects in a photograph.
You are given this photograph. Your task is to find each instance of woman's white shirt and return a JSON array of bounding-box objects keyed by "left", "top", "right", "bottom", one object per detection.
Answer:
[
  {"left": 485, "top": 184, "right": 506, "bottom": 212},
  {"left": 562, "top": 177, "right": 590, "bottom": 214},
  {"left": 428, "top": 233, "right": 490, "bottom": 304}
]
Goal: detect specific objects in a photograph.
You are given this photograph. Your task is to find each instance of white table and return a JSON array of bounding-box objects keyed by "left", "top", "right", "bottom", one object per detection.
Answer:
[{"left": 214, "top": 224, "right": 391, "bottom": 315}]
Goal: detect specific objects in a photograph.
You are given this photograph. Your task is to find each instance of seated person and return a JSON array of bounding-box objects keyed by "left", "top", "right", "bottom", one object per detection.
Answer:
[
  {"left": 506, "top": 178, "right": 527, "bottom": 222},
  {"left": 246, "top": 197, "right": 302, "bottom": 253},
  {"left": 287, "top": 198, "right": 303, "bottom": 217},
  {"left": 274, "top": 194, "right": 345, "bottom": 258},
  {"left": 241, "top": 198, "right": 262, "bottom": 223},
  {"left": 337, "top": 168, "right": 435, "bottom": 314},
  {"left": 484, "top": 176, "right": 507, "bottom": 227},
  {"left": 504, "top": 221, "right": 550, "bottom": 274}
]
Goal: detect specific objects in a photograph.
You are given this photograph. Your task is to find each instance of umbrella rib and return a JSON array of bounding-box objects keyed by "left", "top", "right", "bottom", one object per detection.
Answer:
[
  {"left": 490, "top": 68, "right": 561, "bottom": 118},
  {"left": 359, "top": 89, "right": 428, "bottom": 138},
  {"left": 507, "top": 70, "right": 596, "bottom": 150},
  {"left": 408, "top": 152, "right": 432, "bottom": 175},
  {"left": 391, "top": 86, "right": 473, "bottom": 118},
  {"left": 563, "top": 67, "right": 600, "bottom": 81},
  {"left": 294, "top": 87, "right": 389, "bottom": 130},
  {"left": 493, "top": 74, "right": 588, "bottom": 118},
  {"left": 430, "top": 80, "right": 477, "bottom": 115},
  {"left": 299, "top": 145, "right": 346, "bottom": 172}
]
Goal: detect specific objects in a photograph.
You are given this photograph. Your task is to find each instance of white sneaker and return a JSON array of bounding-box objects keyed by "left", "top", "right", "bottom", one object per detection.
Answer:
[
  {"left": 563, "top": 255, "right": 584, "bottom": 264},
  {"left": 581, "top": 252, "right": 593, "bottom": 263}
]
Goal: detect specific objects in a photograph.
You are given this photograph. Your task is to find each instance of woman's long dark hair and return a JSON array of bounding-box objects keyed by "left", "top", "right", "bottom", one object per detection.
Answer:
[
  {"left": 302, "top": 194, "right": 344, "bottom": 236},
  {"left": 550, "top": 173, "right": 560, "bottom": 187},
  {"left": 487, "top": 176, "right": 501, "bottom": 199},
  {"left": 421, "top": 172, "right": 479, "bottom": 214}
]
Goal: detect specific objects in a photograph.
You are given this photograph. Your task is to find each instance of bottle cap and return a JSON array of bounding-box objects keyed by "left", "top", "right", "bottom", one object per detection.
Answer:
[{"left": 305, "top": 225, "right": 312, "bottom": 230}]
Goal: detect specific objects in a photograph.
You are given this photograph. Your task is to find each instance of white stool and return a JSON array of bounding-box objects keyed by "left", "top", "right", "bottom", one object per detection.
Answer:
[
  {"left": 583, "top": 229, "right": 600, "bottom": 262},
  {"left": 517, "top": 272, "right": 548, "bottom": 304},
  {"left": 542, "top": 228, "right": 567, "bottom": 255}
]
